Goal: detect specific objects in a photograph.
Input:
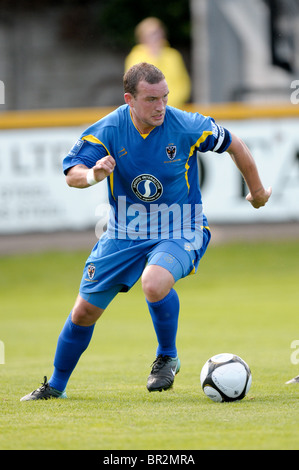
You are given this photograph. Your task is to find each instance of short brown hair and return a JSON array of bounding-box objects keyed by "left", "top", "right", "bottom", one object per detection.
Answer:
[{"left": 123, "top": 62, "right": 165, "bottom": 97}]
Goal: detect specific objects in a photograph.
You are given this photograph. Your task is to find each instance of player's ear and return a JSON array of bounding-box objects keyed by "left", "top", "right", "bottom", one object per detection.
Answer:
[{"left": 124, "top": 92, "right": 134, "bottom": 107}]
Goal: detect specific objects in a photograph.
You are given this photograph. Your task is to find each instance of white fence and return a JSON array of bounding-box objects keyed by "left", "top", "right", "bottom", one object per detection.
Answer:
[{"left": 0, "top": 105, "right": 298, "bottom": 234}]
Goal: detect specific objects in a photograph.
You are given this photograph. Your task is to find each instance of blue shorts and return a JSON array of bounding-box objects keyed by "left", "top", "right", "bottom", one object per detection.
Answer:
[{"left": 79, "top": 229, "right": 211, "bottom": 309}]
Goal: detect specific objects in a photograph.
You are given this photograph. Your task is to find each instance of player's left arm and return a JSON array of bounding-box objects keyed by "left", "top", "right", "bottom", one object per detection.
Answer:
[{"left": 227, "top": 133, "right": 272, "bottom": 209}]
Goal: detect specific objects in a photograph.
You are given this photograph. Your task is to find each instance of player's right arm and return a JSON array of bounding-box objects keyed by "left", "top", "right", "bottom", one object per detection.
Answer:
[{"left": 66, "top": 155, "right": 116, "bottom": 188}]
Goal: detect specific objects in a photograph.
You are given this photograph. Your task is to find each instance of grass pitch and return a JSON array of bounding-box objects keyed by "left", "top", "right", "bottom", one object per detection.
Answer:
[{"left": 0, "top": 238, "right": 299, "bottom": 450}]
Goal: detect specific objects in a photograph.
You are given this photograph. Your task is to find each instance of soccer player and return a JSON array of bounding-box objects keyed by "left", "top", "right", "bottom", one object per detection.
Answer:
[{"left": 21, "top": 62, "right": 271, "bottom": 401}]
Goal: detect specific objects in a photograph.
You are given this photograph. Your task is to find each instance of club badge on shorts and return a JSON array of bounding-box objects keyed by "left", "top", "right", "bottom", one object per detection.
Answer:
[{"left": 87, "top": 263, "right": 96, "bottom": 280}]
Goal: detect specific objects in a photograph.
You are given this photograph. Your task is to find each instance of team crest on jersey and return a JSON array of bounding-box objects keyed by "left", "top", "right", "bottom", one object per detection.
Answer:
[
  {"left": 131, "top": 174, "right": 163, "bottom": 202},
  {"left": 166, "top": 145, "right": 177, "bottom": 160},
  {"left": 87, "top": 263, "right": 96, "bottom": 280}
]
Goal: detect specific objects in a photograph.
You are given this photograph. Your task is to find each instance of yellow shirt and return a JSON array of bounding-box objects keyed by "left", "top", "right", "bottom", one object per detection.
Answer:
[{"left": 125, "top": 44, "right": 191, "bottom": 108}]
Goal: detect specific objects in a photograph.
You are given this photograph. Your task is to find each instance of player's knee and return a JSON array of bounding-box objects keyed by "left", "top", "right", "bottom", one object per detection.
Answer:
[
  {"left": 142, "top": 276, "right": 161, "bottom": 302},
  {"left": 141, "top": 266, "right": 174, "bottom": 302},
  {"left": 72, "top": 296, "right": 104, "bottom": 326}
]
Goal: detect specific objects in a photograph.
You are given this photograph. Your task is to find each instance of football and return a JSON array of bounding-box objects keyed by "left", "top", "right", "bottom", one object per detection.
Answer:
[{"left": 200, "top": 353, "right": 252, "bottom": 402}]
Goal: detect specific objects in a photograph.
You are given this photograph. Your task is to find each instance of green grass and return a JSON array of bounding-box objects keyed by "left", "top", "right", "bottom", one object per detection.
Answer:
[{"left": 1, "top": 239, "right": 299, "bottom": 450}]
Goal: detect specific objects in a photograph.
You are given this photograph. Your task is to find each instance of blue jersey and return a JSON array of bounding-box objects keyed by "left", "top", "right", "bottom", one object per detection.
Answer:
[{"left": 63, "top": 105, "right": 231, "bottom": 246}]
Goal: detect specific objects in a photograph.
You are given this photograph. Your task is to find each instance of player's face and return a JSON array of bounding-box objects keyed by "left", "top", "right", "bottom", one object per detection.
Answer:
[{"left": 125, "top": 79, "right": 169, "bottom": 134}]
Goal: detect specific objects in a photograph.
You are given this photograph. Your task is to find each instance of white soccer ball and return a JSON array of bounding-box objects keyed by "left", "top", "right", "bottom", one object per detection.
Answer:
[{"left": 200, "top": 353, "right": 252, "bottom": 402}]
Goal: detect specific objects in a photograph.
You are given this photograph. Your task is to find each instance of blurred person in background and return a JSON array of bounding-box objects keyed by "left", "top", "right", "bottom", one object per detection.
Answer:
[{"left": 125, "top": 17, "right": 191, "bottom": 108}]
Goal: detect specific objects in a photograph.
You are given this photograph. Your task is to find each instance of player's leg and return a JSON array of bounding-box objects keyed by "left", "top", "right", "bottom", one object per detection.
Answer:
[
  {"left": 143, "top": 230, "right": 211, "bottom": 392},
  {"left": 20, "top": 232, "right": 154, "bottom": 401},
  {"left": 142, "top": 264, "right": 181, "bottom": 392},
  {"left": 142, "top": 244, "right": 189, "bottom": 392},
  {"left": 143, "top": 240, "right": 196, "bottom": 358},
  {"left": 47, "top": 294, "right": 107, "bottom": 394},
  {"left": 20, "top": 287, "right": 121, "bottom": 401},
  {"left": 142, "top": 264, "right": 178, "bottom": 356},
  {"left": 72, "top": 293, "right": 105, "bottom": 325}
]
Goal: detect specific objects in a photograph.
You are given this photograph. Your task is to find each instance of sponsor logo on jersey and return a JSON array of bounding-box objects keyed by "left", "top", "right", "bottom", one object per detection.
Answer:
[{"left": 131, "top": 174, "right": 163, "bottom": 202}]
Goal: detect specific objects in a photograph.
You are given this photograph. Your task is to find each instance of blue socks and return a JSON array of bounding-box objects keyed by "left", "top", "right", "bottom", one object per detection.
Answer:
[
  {"left": 49, "top": 313, "right": 95, "bottom": 392},
  {"left": 146, "top": 288, "right": 180, "bottom": 358},
  {"left": 49, "top": 290, "right": 179, "bottom": 392}
]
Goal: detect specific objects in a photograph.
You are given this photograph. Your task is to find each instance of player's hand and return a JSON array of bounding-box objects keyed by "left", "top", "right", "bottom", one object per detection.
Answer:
[
  {"left": 93, "top": 155, "right": 116, "bottom": 182},
  {"left": 246, "top": 186, "right": 272, "bottom": 209}
]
